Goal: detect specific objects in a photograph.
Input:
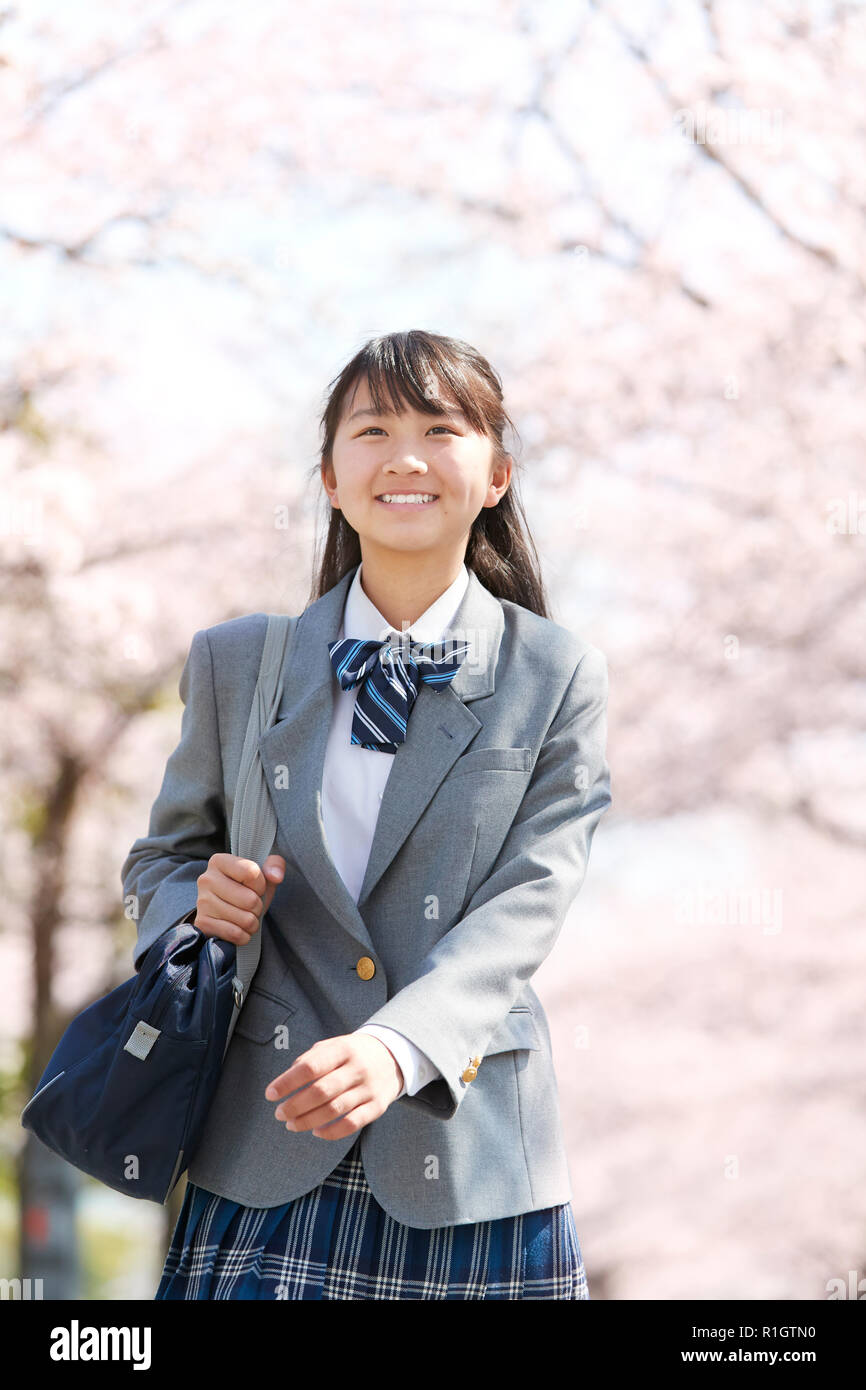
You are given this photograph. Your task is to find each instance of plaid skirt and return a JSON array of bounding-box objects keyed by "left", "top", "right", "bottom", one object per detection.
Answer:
[{"left": 155, "top": 1137, "right": 589, "bottom": 1300}]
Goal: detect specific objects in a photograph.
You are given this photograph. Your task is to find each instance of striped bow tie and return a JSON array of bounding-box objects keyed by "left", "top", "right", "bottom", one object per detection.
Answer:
[{"left": 328, "top": 633, "right": 472, "bottom": 752}]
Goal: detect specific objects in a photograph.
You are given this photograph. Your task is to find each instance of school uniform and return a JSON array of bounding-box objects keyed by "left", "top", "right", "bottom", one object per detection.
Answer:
[{"left": 121, "top": 559, "right": 611, "bottom": 1299}]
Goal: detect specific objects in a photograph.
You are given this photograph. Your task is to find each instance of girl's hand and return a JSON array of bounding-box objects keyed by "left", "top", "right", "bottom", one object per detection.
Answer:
[
  {"left": 194, "top": 852, "right": 286, "bottom": 944},
  {"left": 265, "top": 1034, "right": 405, "bottom": 1140}
]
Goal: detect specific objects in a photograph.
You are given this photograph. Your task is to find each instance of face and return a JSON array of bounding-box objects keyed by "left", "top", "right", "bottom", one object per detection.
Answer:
[{"left": 322, "top": 374, "right": 511, "bottom": 560}]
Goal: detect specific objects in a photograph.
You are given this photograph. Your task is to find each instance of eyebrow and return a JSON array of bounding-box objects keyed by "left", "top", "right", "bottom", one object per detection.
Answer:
[{"left": 347, "top": 405, "right": 467, "bottom": 423}]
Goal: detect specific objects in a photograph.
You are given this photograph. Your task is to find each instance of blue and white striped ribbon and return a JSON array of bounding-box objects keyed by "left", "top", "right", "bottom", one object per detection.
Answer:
[{"left": 327, "top": 634, "right": 471, "bottom": 752}]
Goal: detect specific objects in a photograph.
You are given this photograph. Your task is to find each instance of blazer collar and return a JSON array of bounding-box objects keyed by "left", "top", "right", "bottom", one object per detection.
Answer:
[{"left": 258, "top": 561, "right": 505, "bottom": 952}]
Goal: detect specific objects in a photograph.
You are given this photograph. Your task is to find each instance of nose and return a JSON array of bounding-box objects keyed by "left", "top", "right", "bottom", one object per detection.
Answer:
[{"left": 386, "top": 456, "right": 428, "bottom": 474}]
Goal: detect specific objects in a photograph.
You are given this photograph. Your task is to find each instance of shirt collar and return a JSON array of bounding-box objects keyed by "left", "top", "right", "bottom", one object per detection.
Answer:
[{"left": 340, "top": 561, "right": 470, "bottom": 644}]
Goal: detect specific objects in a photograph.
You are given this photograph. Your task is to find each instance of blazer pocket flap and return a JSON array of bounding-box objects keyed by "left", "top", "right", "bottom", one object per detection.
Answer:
[
  {"left": 449, "top": 746, "right": 532, "bottom": 779},
  {"left": 483, "top": 1007, "right": 541, "bottom": 1056},
  {"left": 234, "top": 987, "right": 297, "bottom": 1045}
]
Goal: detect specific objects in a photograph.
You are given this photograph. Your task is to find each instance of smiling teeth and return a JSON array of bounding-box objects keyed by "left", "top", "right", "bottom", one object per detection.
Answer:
[{"left": 379, "top": 494, "right": 437, "bottom": 504}]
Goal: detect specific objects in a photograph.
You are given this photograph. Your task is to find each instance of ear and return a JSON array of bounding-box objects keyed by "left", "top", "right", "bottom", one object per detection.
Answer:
[
  {"left": 491, "top": 453, "right": 513, "bottom": 498},
  {"left": 321, "top": 460, "right": 339, "bottom": 507}
]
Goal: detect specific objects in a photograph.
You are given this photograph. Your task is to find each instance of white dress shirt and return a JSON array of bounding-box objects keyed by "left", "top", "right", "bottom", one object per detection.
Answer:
[{"left": 324, "top": 559, "right": 470, "bottom": 1100}]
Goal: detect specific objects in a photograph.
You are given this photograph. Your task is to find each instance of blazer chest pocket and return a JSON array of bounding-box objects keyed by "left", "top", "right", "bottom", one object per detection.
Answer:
[
  {"left": 483, "top": 1006, "right": 541, "bottom": 1056},
  {"left": 445, "top": 746, "right": 532, "bottom": 781},
  {"left": 234, "top": 987, "right": 297, "bottom": 1045}
]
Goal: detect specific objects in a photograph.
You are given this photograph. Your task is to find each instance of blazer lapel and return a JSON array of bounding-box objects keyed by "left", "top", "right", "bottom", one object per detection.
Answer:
[{"left": 258, "top": 563, "right": 504, "bottom": 952}]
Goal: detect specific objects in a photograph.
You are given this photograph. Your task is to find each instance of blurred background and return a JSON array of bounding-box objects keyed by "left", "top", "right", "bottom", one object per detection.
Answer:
[{"left": 1, "top": 0, "right": 864, "bottom": 1301}]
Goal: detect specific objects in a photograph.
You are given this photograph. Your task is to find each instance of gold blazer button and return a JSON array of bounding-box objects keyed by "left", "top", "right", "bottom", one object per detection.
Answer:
[
  {"left": 461, "top": 1055, "right": 482, "bottom": 1083},
  {"left": 356, "top": 956, "right": 376, "bottom": 980}
]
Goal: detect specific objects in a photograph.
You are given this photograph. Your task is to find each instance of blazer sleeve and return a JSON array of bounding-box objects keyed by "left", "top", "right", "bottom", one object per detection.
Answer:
[
  {"left": 357, "top": 643, "right": 612, "bottom": 1120},
  {"left": 121, "top": 628, "right": 228, "bottom": 970}
]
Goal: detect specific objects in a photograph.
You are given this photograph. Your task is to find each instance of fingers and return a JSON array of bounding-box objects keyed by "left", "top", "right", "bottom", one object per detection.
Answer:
[
  {"left": 277, "top": 1076, "right": 378, "bottom": 1138},
  {"left": 310, "top": 1102, "right": 380, "bottom": 1141},
  {"left": 311, "top": 1106, "right": 378, "bottom": 1139},
  {"left": 193, "top": 913, "right": 257, "bottom": 946},
  {"left": 197, "top": 852, "right": 288, "bottom": 943},
  {"left": 220, "top": 854, "right": 268, "bottom": 897},
  {"left": 195, "top": 882, "right": 262, "bottom": 939},
  {"left": 266, "top": 1037, "right": 401, "bottom": 1136},
  {"left": 261, "top": 855, "right": 285, "bottom": 912}
]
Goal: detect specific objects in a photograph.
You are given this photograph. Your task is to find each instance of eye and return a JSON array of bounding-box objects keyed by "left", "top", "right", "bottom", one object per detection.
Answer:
[{"left": 358, "top": 424, "right": 456, "bottom": 437}]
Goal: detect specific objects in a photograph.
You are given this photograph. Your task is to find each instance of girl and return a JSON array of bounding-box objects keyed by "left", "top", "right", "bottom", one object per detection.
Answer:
[{"left": 124, "top": 329, "right": 611, "bottom": 1299}]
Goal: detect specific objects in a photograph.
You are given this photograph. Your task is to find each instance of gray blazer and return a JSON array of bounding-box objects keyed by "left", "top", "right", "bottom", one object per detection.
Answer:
[{"left": 121, "top": 562, "right": 612, "bottom": 1227}]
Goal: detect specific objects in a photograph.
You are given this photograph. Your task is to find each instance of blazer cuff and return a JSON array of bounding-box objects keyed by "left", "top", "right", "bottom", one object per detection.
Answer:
[{"left": 131, "top": 879, "right": 201, "bottom": 969}]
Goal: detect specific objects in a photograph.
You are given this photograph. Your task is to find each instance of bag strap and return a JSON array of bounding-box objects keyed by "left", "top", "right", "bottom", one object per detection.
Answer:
[{"left": 223, "top": 612, "right": 299, "bottom": 1055}]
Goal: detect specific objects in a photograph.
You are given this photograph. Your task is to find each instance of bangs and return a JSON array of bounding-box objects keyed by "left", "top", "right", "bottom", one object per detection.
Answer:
[{"left": 345, "top": 339, "right": 490, "bottom": 436}]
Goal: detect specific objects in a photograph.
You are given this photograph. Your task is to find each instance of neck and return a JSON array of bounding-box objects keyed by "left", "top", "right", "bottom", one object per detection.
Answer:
[{"left": 357, "top": 548, "right": 464, "bottom": 633}]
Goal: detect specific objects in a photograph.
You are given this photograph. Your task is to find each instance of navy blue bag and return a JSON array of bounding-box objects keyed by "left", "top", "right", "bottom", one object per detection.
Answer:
[
  {"left": 20, "top": 613, "right": 297, "bottom": 1204},
  {"left": 20, "top": 924, "right": 240, "bottom": 1203}
]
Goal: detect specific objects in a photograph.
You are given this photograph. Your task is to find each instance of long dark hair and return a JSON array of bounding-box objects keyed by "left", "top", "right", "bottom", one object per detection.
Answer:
[{"left": 304, "top": 329, "right": 551, "bottom": 618}]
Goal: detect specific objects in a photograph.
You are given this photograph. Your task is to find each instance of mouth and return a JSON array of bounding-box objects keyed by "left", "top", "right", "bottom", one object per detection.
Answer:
[{"left": 375, "top": 493, "right": 439, "bottom": 507}]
